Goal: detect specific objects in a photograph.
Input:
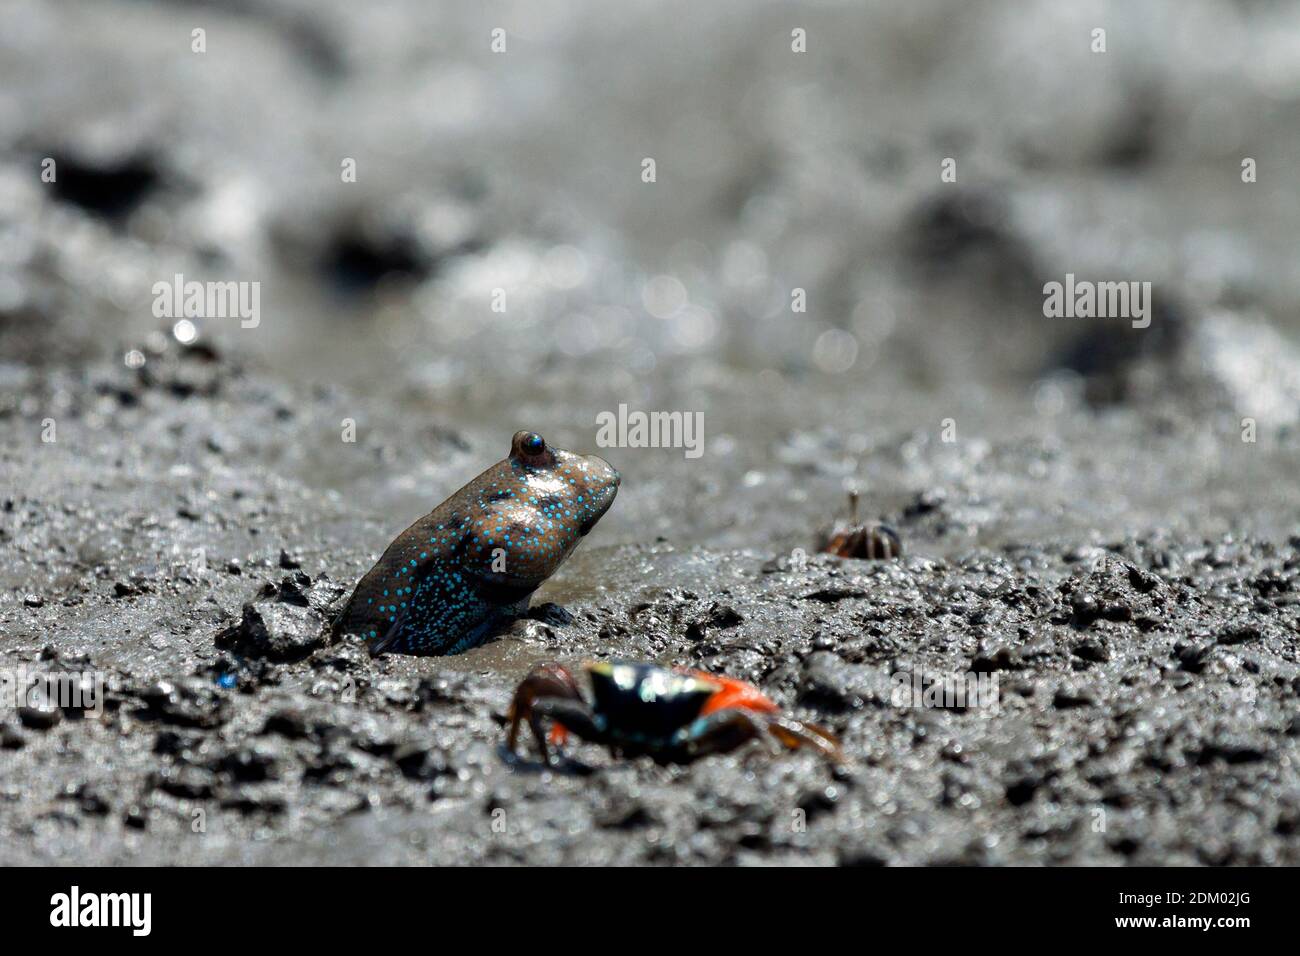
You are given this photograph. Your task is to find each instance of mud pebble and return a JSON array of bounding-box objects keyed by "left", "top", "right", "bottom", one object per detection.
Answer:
[
  {"left": 261, "top": 706, "right": 314, "bottom": 740},
  {"left": 216, "top": 576, "right": 342, "bottom": 662},
  {"left": 217, "top": 743, "right": 281, "bottom": 782},
  {"left": 151, "top": 765, "right": 216, "bottom": 799},
  {"left": 392, "top": 742, "right": 448, "bottom": 781},
  {"left": 18, "top": 695, "right": 61, "bottom": 730},
  {"left": 1072, "top": 637, "right": 1111, "bottom": 663},
  {"left": 123, "top": 807, "right": 148, "bottom": 830},
  {"left": 73, "top": 784, "right": 112, "bottom": 816},
  {"left": 217, "top": 602, "right": 325, "bottom": 662},
  {"left": 139, "top": 677, "right": 229, "bottom": 728},
  {"left": 1053, "top": 686, "right": 1097, "bottom": 709}
]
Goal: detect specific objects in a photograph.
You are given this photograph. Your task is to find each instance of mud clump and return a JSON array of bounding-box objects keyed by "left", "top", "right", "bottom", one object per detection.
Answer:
[{"left": 215, "top": 573, "right": 345, "bottom": 663}]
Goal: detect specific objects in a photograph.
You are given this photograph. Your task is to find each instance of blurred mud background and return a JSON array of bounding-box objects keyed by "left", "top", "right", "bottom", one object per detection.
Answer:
[{"left": 2, "top": 0, "right": 1300, "bottom": 864}]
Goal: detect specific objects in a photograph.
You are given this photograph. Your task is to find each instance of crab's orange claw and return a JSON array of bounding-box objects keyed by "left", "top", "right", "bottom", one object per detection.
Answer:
[
  {"left": 548, "top": 723, "right": 569, "bottom": 747},
  {"left": 766, "top": 715, "right": 846, "bottom": 764},
  {"left": 691, "top": 672, "right": 779, "bottom": 716}
]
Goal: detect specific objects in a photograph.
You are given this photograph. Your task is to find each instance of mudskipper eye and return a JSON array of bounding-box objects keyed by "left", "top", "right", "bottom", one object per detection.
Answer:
[{"left": 523, "top": 433, "right": 545, "bottom": 455}]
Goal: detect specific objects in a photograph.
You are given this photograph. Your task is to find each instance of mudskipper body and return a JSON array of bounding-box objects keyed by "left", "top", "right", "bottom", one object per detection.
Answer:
[{"left": 335, "top": 431, "right": 620, "bottom": 656}]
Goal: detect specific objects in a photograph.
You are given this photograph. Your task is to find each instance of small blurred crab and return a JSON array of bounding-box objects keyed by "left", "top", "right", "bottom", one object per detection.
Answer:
[
  {"left": 818, "top": 490, "right": 901, "bottom": 560},
  {"left": 506, "top": 660, "right": 843, "bottom": 766}
]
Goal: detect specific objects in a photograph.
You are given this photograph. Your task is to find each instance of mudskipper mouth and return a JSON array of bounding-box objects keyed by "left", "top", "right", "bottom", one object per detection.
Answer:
[
  {"left": 579, "top": 496, "right": 614, "bottom": 535},
  {"left": 578, "top": 466, "right": 619, "bottom": 536}
]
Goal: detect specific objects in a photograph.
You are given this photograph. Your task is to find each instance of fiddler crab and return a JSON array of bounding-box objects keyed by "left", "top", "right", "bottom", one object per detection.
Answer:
[
  {"left": 818, "top": 490, "right": 901, "bottom": 560},
  {"left": 506, "top": 660, "right": 844, "bottom": 766}
]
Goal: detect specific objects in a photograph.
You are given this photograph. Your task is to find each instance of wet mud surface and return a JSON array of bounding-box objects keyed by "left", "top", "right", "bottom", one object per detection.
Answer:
[{"left": 2, "top": 0, "right": 1300, "bottom": 864}]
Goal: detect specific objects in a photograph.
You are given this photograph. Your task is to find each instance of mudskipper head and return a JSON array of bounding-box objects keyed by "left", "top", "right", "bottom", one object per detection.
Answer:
[{"left": 509, "top": 430, "right": 620, "bottom": 535}]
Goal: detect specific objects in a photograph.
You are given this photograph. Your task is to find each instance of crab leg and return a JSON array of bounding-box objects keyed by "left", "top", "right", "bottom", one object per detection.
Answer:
[
  {"left": 677, "top": 708, "right": 775, "bottom": 761},
  {"left": 527, "top": 698, "right": 604, "bottom": 765},
  {"left": 764, "top": 715, "right": 845, "bottom": 764},
  {"left": 506, "top": 663, "right": 582, "bottom": 756}
]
